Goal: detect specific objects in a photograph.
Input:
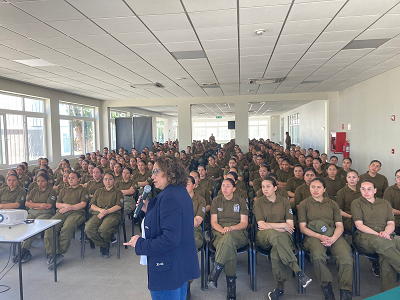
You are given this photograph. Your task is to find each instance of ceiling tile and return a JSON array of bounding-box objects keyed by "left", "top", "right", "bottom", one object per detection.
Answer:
[
  {"left": 202, "top": 38, "right": 237, "bottom": 50},
  {"left": 356, "top": 28, "right": 400, "bottom": 40},
  {"left": 0, "top": 3, "right": 40, "bottom": 24},
  {"left": 0, "top": 27, "right": 27, "bottom": 40},
  {"left": 47, "top": 19, "right": 105, "bottom": 36},
  {"left": 240, "top": 4, "right": 290, "bottom": 24},
  {"left": 1, "top": 38, "right": 49, "bottom": 51},
  {"left": 164, "top": 41, "right": 202, "bottom": 52},
  {"left": 325, "top": 15, "right": 379, "bottom": 32},
  {"left": 278, "top": 32, "right": 319, "bottom": 45},
  {"left": 4, "top": 22, "right": 64, "bottom": 38},
  {"left": 140, "top": 13, "right": 192, "bottom": 31},
  {"left": 93, "top": 16, "right": 148, "bottom": 34},
  {"left": 125, "top": 0, "right": 184, "bottom": 15},
  {"left": 241, "top": 46, "right": 272, "bottom": 56},
  {"left": 189, "top": 9, "right": 237, "bottom": 28},
  {"left": 240, "top": 36, "right": 278, "bottom": 48},
  {"left": 337, "top": 0, "right": 399, "bottom": 17},
  {"left": 283, "top": 18, "right": 331, "bottom": 35},
  {"left": 239, "top": 0, "right": 292, "bottom": 7},
  {"left": 67, "top": 0, "right": 133, "bottom": 18},
  {"left": 153, "top": 29, "right": 198, "bottom": 43},
  {"left": 288, "top": 0, "right": 346, "bottom": 21},
  {"left": 184, "top": 0, "right": 236, "bottom": 12},
  {"left": 197, "top": 26, "right": 238, "bottom": 41},
  {"left": 13, "top": 0, "right": 86, "bottom": 21},
  {"left": 112, "top": 31, "right": 159, "bottom": 45}
]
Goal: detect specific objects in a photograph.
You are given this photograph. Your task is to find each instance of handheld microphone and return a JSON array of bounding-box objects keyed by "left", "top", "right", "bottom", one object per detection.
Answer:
[{"left": 133, "top": 185, "right": 152, "bottom": 218}]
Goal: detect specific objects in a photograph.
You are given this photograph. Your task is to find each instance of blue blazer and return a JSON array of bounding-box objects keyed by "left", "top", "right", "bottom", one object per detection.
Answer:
[{"left": 135, "top": 184, "right": 200, "bottom": 291}]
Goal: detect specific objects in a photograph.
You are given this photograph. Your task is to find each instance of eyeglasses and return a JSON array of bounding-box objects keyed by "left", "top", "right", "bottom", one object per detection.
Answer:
[{"left": 152, "top": 168, "right": 162, "bottom": 176}]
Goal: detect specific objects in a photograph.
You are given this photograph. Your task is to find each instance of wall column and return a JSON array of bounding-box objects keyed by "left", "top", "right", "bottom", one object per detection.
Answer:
[
  {"left": 178, "top": 102, "right": 192, "bottom": 151},
  {"left": 234, "top": 100, "right": 248, "bottom": 152},
  {"left": 270, "top": 115, "right": 281, "bottom": 143}
]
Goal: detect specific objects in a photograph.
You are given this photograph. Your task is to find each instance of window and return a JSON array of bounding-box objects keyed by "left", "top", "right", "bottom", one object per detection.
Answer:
[
  {"left": 0, "top": 93, "right": 45, "bottom": 165},
  {"left": 157, "top": 119, "right": 165, "bottom": 143},
  {"left": 248, "top": 119, "right": 268, "bottom": 140},
  {"left": 59, "top": 101, "right": 96, "bottom": 156},
  {"left": 289, "top": 113, "right": 300, "bottom": 144},
  {"left": 192, "top": 121, "right": 232, "bottom": 142}
]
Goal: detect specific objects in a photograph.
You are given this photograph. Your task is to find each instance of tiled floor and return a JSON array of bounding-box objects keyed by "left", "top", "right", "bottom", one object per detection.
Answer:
[{"left": 0, "top": 223, "right": 394, "bottom": 300}]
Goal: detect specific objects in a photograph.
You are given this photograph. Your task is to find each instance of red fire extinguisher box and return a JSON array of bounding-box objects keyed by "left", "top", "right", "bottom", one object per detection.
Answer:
[{"left": 330, "top": 132, "right": 346, "bottom": 153}]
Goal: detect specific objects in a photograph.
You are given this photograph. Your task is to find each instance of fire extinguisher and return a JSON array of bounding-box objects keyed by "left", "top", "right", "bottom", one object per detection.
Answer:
[{"left": 343, "top": 140, "right": 350, "bottom": 158}]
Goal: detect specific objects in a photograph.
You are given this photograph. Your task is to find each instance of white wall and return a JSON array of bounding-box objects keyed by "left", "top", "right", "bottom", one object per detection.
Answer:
[
  {"left": 328, "top": 66, "right": 400, "bottom": 185},
  {"left": 0, "top": 77, "right": 103, "bottom": 177},
  {"left": 281, "top": 100, "right": 327, "bottom": 152},
  {"left": 269, "top": 115, "right": 281, "bottom": 143}
]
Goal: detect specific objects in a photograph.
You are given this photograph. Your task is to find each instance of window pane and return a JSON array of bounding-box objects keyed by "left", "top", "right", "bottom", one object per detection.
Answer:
[
  {"left": 249, "top": 121, "right": 258, "bottom": 125},
  {"left": 59, "top": 103, "right": 69, "bottom": 115},
  {"left": 25, "top": 99, "right": 44, "bottom": 113},
  {"left": 110, "top": 122, "right": 116, "bottom": 150},
  {"left": 6, "top": 114, "right": 25, "bottom": 164},
  {"left": 84, "top": 121, "right": 95, "bottom": 153},
  {"left": 73, "top": 120, "right": 84, "bottom": 155},
  {"left": 259, "top": 120, "right": 268, "bottom": 125},
  {"left": 110, "top": 111, "right": 118, "bottom": 119},
  {"left": 70, "top": 105, "right": 82, "bottom": 117},
  {"left": 60, "top": 119, "right": 72, "bottom": 156},
  {"left": 0, "top": 95, "right": 23, "bottom": 110},
  {"left": 83, "top": 107, "right": 94, "bottom": 118},
  {"left": 0, "top": 115, "right": 5, "bottom": 165},
  {"left": 27, "top": 117, "right": 44, "bottom": 160}
]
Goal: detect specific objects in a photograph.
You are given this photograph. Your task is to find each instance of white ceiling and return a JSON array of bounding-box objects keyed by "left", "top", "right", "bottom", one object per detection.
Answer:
[
  {"left": 0, "top": 0, "right": 400, "bottom": 100},
  {"left": 138, "top": 100, "right": 311, "bottom": 118}
]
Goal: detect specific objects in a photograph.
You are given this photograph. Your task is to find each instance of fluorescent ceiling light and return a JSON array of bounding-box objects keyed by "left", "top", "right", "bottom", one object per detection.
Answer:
[
  {"left": 130, "top": 82, "right": 164, "bottom": 89},
  {"left": 248, "top": 78, "right": 285, "bottom": 84},
  {"left": 13, "top": 59, "right": 57, "bottom": 67},
  {"left": 342, "top": 39, "right": 390, "bottom": 50},
  {"left": 171, "top": 50, "right": 206, "bottom": 60},
  {"left": 300, "top": 80, "right": 323, "bottom": 84},
  {"left": 201, "top": 83, "right": 220, "bottom": 88}
]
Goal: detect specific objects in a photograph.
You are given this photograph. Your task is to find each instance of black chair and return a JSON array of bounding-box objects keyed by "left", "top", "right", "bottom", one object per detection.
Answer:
[
  {"left": 77, "top": 202, "right": 91, "bottom": 259},
  {"left": 127, "top": 190, "right": 140, "bottom": 236},
  {"left": 199, "top": 221, "right": 206, "bottom": 290},
  {"left": 298, "top": 232, "right": 357, "bottom": 295},
  {"left": 204, "top": 227, "right": 254, "bottom": 291},
  {"left": 252, "top": 220, "right": 301, "bottom": 293}
]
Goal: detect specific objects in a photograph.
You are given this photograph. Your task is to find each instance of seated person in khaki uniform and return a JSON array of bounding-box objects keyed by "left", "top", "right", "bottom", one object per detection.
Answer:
[
  {"left": 44, "top": 171, "right": 90, "bottom": 270},
  {"left": 383, "top": 169, "right": 400, "bottom": 235},
  {"left": 14, "top": 173, "right": 56, "bottom": 263},
  {"left": 0, "top": 173, "right": 26, "bottom": 209},
  {"left": 313, "top": 158, "right": 327, "bottom": 178},
  {"left": 295, "top": 168, "right": 316, "bottom": 209},
  {"left": 78, "top": 160, "right": 89, "bottom": 177},
  {"left": 286, "top": 164, "right": 305, "bottom": 209},
  {"left": 85, "top": 173, "right": 123, "bottom": 258},
  {"left": 54, "top": 170, "right": 70, "bottom": 196},
  {"left": 254, "top": 177, "right": 312, "bottom": 300},
  {"left": 0, "top": 170, "right": 24, "bottom": 190},
  {"left": 113, "top": 163, "right": 123, "bottom": 182},
  {"left": 16, "top": 164, "right": 31, "bottom": 189},
  {"left": 207, "top": 156, "right": 223, "bottom": 190},
  {"left": 325, "top": 164, "right": 346, "bottom": 201},
  {"left": 337, "top": 158, "right": 352, "bottom": 180},
  {"left": 358, "top": 160, "right": 388, "bottom": 198},
  {"left": 336, "top": 170, "right": 361, "bottom": 233},
  {"left": 81, "top": 162, "right": 96, "bottom": 185},
  {"left": 132, "top": 160, "right": 152, "bottom": 188},
  {"left": 0, "top": 174, "right": 5, "bottom": 186},
  {"left": 253, "top": 164, "right": 271, "bottom": 199},
  {"left": 298, "top": 178, "right": 353, "bottom": 300},
  {"left": 352, "top": 180, "right": 400, "bottom": 292},
  {"left": 190, "top": 170, "right": 211, "bottom": 213},
  {"left": 208, "top": 178, "right": 249, "bottom": 300},
  {"left": 115, "top": 167, "right": 136, "bottom": 215},
  {"left": 217, "top": 172, "right": 248, "bottom": 203},
  {"left": 276, "top": 158, "right": 294, "bottom": 188},
  {"left": 86, "top": 167, "right": 105, "bottom": 198}
]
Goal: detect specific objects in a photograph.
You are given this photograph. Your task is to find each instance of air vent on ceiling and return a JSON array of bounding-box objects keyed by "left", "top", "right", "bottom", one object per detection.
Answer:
[
  {"left": 342, "top": 39, "right": 390, "bottom": 50},
  {"left": 300, "top": 80, "right": 323, "bottom": 84},
  {"left": 201, "top": 83, "right": 220, "bottom": 88},
  {"left": 248, "top": 77, "right": 285, "bottom": 85},
  {"left": 130, "top": 82, "right": 164, "bottom": 89}
]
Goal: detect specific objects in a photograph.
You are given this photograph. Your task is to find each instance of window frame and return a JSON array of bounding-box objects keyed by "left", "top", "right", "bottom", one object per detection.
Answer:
[
  {"left": 0, "top": 93, "right": 46, "bottom": 167},
  {"left": 109, "top": 109, "right": 131, "bottom": 151},
  {"left": 59, "top": 101, "right": 96, "bottom": 157}
]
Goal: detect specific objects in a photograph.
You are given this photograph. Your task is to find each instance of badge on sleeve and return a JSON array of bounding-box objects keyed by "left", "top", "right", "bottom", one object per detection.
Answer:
[
  {"left": 289, "top": 209, "right": 293, "bottom": 215},
  {"left": 51, "top": 196, "right": 56, "bottom": 201},
  {"left": 120, "top": 198, "right": 124, "bottom": 203},
  {"left": 217, "top": 208, "right": 223, "bottom": 211},
  {"left": 85, "top": 194, "right": 89, "bottom": 199},
  {"left": 233, "top": 204, "right": 240, "bottom": 212},
  {"left": 321, "top": 226, "right": 327, "bottom": 233},
  {"left": 21, "top": 196, "right": 25, "bottom": 200},
  {"left": 202, "top": 207, "right": 206, "bottom": 213}
]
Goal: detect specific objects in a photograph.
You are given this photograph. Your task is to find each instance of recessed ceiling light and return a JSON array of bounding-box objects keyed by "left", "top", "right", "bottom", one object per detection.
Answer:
[
  {"left": 249, "top": 78, "right": 285, "bottom": 84},
  {"left": 201, "top": 83, "right": 220, "bottom": 88},
  {"left": 176, "top": 77, "right": 186, "bottom": 80},
  {"left": 255, "top": 29, "right": 265, "bottom": 35},
  {"left": 342, "top": 39, "right": 390, "bottom": 50},
  {"left": 13, "top": 59, "right": 57, "bottom": 67},
  {"left": 130, "top": 82, "right": 164, "bottom": 89},
  {"left": 171, "top": 50, "right": 206, "bottom": 60},
  {"left": 301, "top": 80, "right": 323, "bottom": 84}
]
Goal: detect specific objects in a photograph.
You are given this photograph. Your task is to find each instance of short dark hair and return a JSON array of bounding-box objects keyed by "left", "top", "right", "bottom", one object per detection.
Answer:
[
  {"left": 226, "top": 171, "right": 238, "bottom": 181},
  {"left": 310, "top": 177, "right": 326, "bottom": 188},
  {"left": 188, "top": 176, "right": 195, "bottom": 185},
  {"left": 262, "top": 176, "right": 277, "bottom": 187},
  {"left": 370, "top": 160, "right": 382, "bottom": 167},
  {"left": 304, "top": 167, "right": 316, "bottom": 175},
  {"left": 343, "top": 157, "right": 352, "bottom": 163},
  {"left": 223, "top": 178, "right": 236, "bottom": 188},
  {"left": 361, "top": 179, "right": 376, "bottom": 188},
  {"left": 313, "top": 157, "right": 322, "bottom": 164}
]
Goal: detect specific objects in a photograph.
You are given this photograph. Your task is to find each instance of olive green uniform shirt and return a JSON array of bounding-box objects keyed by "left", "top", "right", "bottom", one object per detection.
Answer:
[
  {"left": 256, "top": 187, "right": 288, "bottom": 199},
  {"left": 276, "top": 169, "right": 294, "bottom": 183},
  {"left": 336, "top": 185, "right": 361, "bottom": 215},
  {"left": 86, "top": 179, "right": 105, "bottom": 196},
  {"left": 295, "top": 183, "right": 327, "bottom": 206},
  {"left": 28, "top": 185, "right": 57, "bottom": 206},
  {"left": 315, "top": 170, "right": 327, "bottom": 178},
  {"left": 90, "top": 187, "right": 124, "bottom": 213},
  {"left": 195, "top": 186, "right": 211, "bottom": 206},
  {"left": 207, "top": 165, "right": 222, "bottom": 179},
  {"left": 217, "top": 188, "right": 248, "bottom": 200},
  {"left": 0, "top": 175, "right": 5, "bottom": 186},
  {"left": 115, "top": 178, "right": 136, "bottom": 190},
  {"left": 0, "top": 186, "right": 26, "bottom": 207},
  {"left": 237, "top": 159, "right": 248, "bottom": 171},
  {"left": 216, "top": 158, "right": 227, "bottom": 169},
  {"left": 132, "top": 171, "right": 152, "bottom": 186},
  {"left": 78, "top": 169, "right": 89, "bottom": 177},
  {"left": 114, "top": 173, "right": 123, "bottom": 182},
  {"left": 81, "top": 174, "right": 93, "bottom": 184},
  {"left": 57, "top": 181, "right": 69, "bottom": 196},
  {"left": 298, "top": 196, "right": 342, "bottom": 227},
  {"left": 236, "top": 180, "right": 247, "bottom": 192},
  {"left": 249, "top": 170, "right": 260, "bottom": 182},
  {"left": 358, "top": 172, "right": 388, "bottom": 198},
  {"left": 337, "top": 168, "right": 349, "bottom": 180},
  {"left": 253, "top": 177, "right": 265, "bottom": 196},
  {"left": 57, "top": 185, "right": 90, "bottom": 212},
  {"left": 384, "top": 184, "right": 400, "bottom": 224},
  {"left": 325, "top": 176, "right": 346, "bottom": 201},
  {"left": 351, "top": 197, "right": 394, "bottom": 232},
  {"left": 19, "top": 174, "right": 31, "bottom": 189},
  {"left": 192, "top": 193, "right": 206, "bottom": 219},
  {"left": 285, "top": 177, "right": 305, "bottom": 193},
  {"left": 198, "top": 177, "right": 213, "bottom": 194},
  {"left": 211, "top": 194, "right": 249, "bottom": 224},
  {"left": 254, "top": 195, "right": 293, "bottom": 223}
]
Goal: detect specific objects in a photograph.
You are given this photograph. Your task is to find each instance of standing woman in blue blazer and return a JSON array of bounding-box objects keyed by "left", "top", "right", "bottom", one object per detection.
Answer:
[{"left": 124, "top": 155, "right": 199, "bottom": 300}]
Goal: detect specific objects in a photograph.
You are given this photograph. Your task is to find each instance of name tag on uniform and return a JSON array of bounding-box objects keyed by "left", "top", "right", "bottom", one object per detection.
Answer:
[
  {"left": 156, "top": 262, "right": 164, "bottom": 266},
  {"left": 217, "top": 208, "right": 223, "bottom": 211},
  {"left": 233, "top": 204, "right": 240, "bottom": 212}
]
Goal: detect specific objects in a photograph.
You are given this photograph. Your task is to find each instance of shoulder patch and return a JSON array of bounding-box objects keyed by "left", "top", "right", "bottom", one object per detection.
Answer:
[
  {"left": 120, "top": 198, "right": 124, "bottom": 203},
  {"left": 202, "top": 207, "right": 206, "bottom": 213},
  {"left": 217, "top": 208, "right": 223, "bottom": 211},
  {"left": 85, "top": 194, "right": 89, "bottom": 199},
  {"left": 51, "top": 196, "right": 56, "bottom": 200},
  {"left": 289, "top": 209, "right": 293, "bottom": 215},
  {"left": 21, "top": 196, "right": 25, "bottom": 200}
]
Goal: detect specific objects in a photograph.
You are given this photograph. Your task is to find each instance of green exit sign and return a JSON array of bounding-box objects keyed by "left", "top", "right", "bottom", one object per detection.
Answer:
[{"left": 216, "top": 116, "right": 222, "bottom": 119}]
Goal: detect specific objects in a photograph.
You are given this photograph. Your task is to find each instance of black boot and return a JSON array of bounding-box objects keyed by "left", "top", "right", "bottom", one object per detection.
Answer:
[
  {"left": 207, "top": 262, "right": 224, "bottom": 288},
  {"left": 226, "top": 275, "right": 237, "bottom": 300},
  {"left": 340, "top": 289, "right": 352, "bottom": 300},
  {"left": 321, "top": 283, "right": 335, "bottom": 300},
  {"left": 186, "top": 281, "right": 191, "bottom": 300}
]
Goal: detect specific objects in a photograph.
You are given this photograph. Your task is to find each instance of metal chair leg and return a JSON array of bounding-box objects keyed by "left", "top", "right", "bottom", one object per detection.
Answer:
[
  {"left": 201, "top": 245, "right": 205, "bottom": 290},
  {"left": 81, "top": 228, "right": 85, "bottom": 259},
  {"left": 122, "top": 220, "right": 127, "bottom": 250},
  {"left": 117, "top": 225, "right": 121, "bottom": 259}
]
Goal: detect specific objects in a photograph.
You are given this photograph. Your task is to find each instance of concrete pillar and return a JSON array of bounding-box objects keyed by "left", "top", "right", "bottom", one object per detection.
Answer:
[
  {"left": 234, "top": 100, "right": 248, "bottom": 152},
  {"left": 270, "top": 115, "right": 280, "bottom": 143},
  {"left": 178, "top": 102, "right": 192, "bottom": 151}
]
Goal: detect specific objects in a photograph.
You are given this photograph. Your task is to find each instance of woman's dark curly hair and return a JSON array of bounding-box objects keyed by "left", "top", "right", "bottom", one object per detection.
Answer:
[{"left": 155, "top": 155, "right": 188, "bottom": 186}]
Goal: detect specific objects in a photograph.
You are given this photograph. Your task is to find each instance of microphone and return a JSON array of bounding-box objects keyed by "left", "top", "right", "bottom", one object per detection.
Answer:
[{"left": 133, "top": 185, "right": 152, "bottom": 218}]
